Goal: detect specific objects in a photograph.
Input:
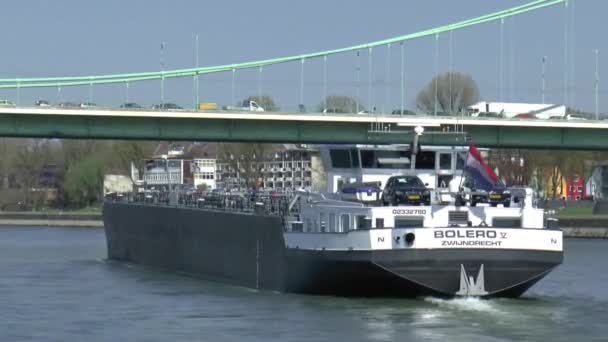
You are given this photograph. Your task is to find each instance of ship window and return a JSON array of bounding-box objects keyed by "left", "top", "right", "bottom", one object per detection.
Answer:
[
  {"left": 330, "top": 149, "right": 351, "bottom": 168},
  {"left": 456, "top": 152, "right": 466, "bottom": 170},
  {"left": 438, "top": 175, "right": 453, "bottom": 189},
  {"left": 350, "top": 149, "right": 360, "bottom": 167},
  {"left": 356, "top": 216, "right": 371, "bottom": 230},
  {"left": 330, "top": 149, "right": 360, "bottom": 168},
  {"left": 361, "top": 150, "right": 411, "bottom": 169},
  {"left": 320, "top": 213, "right": 327, "bottom": 233},
  {"left": 329, "top": 213, "right": 336, "bottom": 232},
  {"left": 340, "top": 214, "right": 350, "bottom": 232},
  {"left": 415, "top": 151, "right": 436, "bottom": 170},
  {"left": 439, "top": 153, "right": 452, "bottom": 170},
  {"left": 306, "top": 218, "right": 312, "bottom": 232}
]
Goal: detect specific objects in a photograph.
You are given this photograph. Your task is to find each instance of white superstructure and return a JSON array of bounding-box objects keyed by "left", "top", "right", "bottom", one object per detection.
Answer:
[{"left": 284, "top": 191, "right": 561, "bottom": 253}]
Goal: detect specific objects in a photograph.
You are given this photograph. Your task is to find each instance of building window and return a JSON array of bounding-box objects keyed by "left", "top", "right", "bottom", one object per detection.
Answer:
[
  {"left": 569, "top": 185, "right": 574, "bottom": 192},
  {"left": 577, "top": 186, "right": 583, "bottom": 192}
]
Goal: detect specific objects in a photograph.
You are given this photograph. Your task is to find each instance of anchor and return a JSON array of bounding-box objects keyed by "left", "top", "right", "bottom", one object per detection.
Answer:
[{"left": 456, "top": 264, "right": 488, "bottom": 296}]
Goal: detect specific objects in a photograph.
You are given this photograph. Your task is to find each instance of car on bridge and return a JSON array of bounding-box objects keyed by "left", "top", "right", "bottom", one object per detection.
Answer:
[
  {"left": 514, "top": 113, "right": 537, "bottom": 119},
  {"left": 322, "top": 108, "right": 348, "bottom": 114},
  {"left": 566, "top": 114, "right": 588, "bottom": 121},
  {"left": 0, "top": 99, "right": 16, "bottom": 107},
  {"left": 391, "top": 109, "right": 417, "bottom": 116},
  {"left": 474, "top": 112, "right": 503, "bottom": 118},
  {"left": 120, "top": 102, "right": 143, "bottom": 109},
  {"left": 35, "top": 100, "right": 50, "bottom": 107},
  {"left": 152, "top": 103, "right": 183, "bottom": 110},
  {"left": 80, "top": 102, "right": 97, "bottom": 109},
  {"left": 57, "top": 102, "right": 80, "bottom": 108}
]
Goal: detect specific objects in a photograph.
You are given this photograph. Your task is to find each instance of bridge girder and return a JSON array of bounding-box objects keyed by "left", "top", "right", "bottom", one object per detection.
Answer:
[{"left": 1, "top": 113, "right": 608, "bottom": 150}]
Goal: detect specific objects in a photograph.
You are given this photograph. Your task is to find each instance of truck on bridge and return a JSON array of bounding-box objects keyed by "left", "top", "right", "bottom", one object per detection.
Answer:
[{"left": 222, "top": 100, "right": 265, "bottom": 112}]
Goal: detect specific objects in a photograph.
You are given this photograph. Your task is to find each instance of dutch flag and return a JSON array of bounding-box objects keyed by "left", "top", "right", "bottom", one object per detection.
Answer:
[{"left": 463, "top": 143, "right": 501, "bottom": 191}]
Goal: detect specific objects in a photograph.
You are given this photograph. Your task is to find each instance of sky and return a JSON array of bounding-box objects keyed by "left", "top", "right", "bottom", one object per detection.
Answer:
[{"left": 0, "top": 0, "right": 603, "bottom": 113}]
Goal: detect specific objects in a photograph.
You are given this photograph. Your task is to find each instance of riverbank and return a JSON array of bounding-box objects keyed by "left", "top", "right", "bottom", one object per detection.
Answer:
[{"left": 0, "top": 212, "right": 103, "bottom": 228}]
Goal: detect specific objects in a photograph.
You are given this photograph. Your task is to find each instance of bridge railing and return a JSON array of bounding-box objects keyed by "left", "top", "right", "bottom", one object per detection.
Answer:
[{"left": 8, "top": 105, "right": 598, "bottom": 122}]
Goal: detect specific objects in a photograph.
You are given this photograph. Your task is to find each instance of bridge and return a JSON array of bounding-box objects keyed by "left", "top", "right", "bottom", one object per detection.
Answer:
[
  {"left": 0, "top": 0, "right": 598, "bottom": 149},
  {"left": 1, "top": 106, "right": 606, "bottom": 150}
]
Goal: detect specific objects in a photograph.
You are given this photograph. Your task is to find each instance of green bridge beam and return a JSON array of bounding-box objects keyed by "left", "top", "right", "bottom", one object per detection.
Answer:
[{"left": 1, "top": 113, "right": 608, "bottom": 150}]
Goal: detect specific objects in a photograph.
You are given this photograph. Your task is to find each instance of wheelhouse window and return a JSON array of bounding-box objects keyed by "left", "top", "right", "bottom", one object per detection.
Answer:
[
  {"left": 361, "top": 150, "right": 411, "bottom": 169},
  {"left": 456, "top": 152, "right": 467, "bottom": 170},
  {"left": 330, "top": 149, "right": 359, "bottom": 168},
  {"left": 415, "top": 151, "right": 436, "bottom": 170},
  {"left": 439, "top": 153, "right": 452, "bottom": 171},
  {"left": 438, "top": 175, "right": 453, "bottom": 188}
]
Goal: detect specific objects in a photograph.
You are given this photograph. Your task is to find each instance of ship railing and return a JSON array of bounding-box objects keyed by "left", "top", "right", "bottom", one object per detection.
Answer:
[
  {"left": 107, "top": 190, "right": 296, "bottom": 217},
  {"left": 295, "top": 191, "right": 365, "bottom": 208}
]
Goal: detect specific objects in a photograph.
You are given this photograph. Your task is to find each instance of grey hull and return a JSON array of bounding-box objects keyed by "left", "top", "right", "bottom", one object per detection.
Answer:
[{"left": 103, "top": 202, "right": 562, "bottom": 298}]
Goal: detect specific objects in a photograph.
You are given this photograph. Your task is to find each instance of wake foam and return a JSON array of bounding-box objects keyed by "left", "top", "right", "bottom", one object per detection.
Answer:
[{"left": 425, "top": 297, "right": 501, "bottom": 314}]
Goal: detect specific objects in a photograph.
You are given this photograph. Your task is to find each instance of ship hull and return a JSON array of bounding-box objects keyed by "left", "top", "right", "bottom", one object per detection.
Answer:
[
  {"left": 103, "top": 202, "right": 562, "bottom": 298},
  {"left": 283, "top": 249, "right": 561, "bottom": 298}
]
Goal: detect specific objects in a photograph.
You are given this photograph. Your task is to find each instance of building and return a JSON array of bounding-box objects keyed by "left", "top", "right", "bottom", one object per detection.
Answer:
[
  {"left": 140, "top": 143, "right": 318, "bottom": 191},
  {"left": 468, "top": 102, "right": 566, "bottom": 119},
  {"left": 565, "top": 175, "right": 586, "bottom": 201},
  {"left": 214, "top": 144, "right": 317, "bottom": 190},
  {"left": 103, "top": 174, "right": 133, "bottom": 196},
  {"left": 192, "top": 158, "right": 217, "bottom": 190},
  {"left": 589, "top": 164, "right": 608, "bottom": 200},
  {"left": 254, "top": 145, "right": 315, "bottom": 190},
  {"left": 141, "top": 144, "right": 192, "bottom": 190}
]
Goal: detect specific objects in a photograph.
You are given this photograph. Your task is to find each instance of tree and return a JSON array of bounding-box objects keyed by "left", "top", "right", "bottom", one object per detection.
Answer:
[
  {"left": 106, "top": 141, "right": 157, "bottom": 176},
  {"left": 317, "top": 95, "right": 364, "bottom": 113},
  {"left": 13, "top": 139, "right": 52, "bottom": 209},
  {"left": 416, "top": 72, "right": 480, "bottom": 115},
  {"left": 0, "top": 138, "right": 17, "bottom": 189},
  {"left": 243, "top": 95, "right": 279, "bottom": 112},
  {"left": 488, "top": 149, "right": 534, "bottom": 186},
  {"left": 64, "top": 156, "right": 105, "bottom": 207}
]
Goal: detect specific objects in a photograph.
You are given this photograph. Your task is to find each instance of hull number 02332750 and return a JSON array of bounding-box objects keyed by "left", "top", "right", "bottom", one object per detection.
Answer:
[{"left": 392, "top": 209, "right": 427, "bottom": 215}]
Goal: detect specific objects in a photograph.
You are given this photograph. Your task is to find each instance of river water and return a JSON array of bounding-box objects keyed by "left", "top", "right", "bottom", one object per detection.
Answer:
[{"left": 0, "top": 227, "right": 606, "bottom": 342}]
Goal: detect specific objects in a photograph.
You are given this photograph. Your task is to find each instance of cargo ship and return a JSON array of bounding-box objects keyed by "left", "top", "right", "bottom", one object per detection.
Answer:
[{"left": 103, "top": 143, "right": 563, "bottom": 298}]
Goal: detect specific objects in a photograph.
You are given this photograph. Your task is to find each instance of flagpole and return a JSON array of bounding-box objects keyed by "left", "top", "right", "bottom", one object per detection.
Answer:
[{"left": 458, "top": 142, "right": 472, "bottom": 191}]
